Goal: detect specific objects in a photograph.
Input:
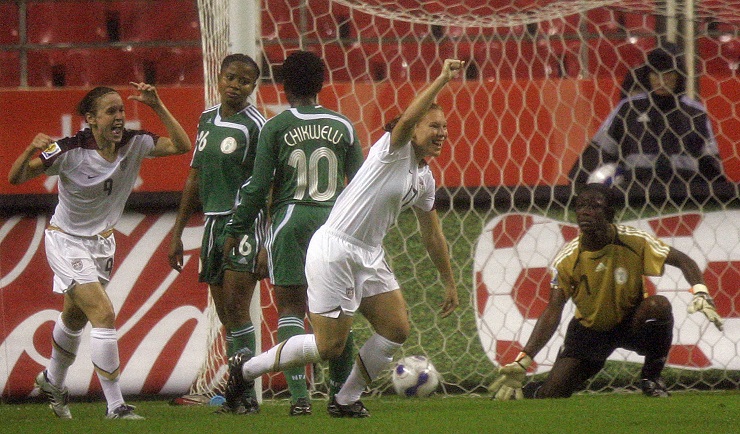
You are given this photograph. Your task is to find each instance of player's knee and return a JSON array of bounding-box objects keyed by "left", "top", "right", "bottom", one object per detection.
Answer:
[
  {"left": 640, "top": 295, "right": 673, "bottom": 323},
  {"left": 86, "top": 306, "right": 116, "bottom": 328},
  {"left": 317, "top": 337, "right": 347, "bottom": 360},
  {"left": 380, "top": 319, "right": 410, "bottom": 344},
  {"left": 394, "top": 323, "right": 411, "bottom": 344},
  {"left": 61, "top": 309, "right": 88, "bottom": 331}
]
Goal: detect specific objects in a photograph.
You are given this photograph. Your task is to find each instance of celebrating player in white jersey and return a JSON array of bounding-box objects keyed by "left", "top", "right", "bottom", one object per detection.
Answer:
[
  {"left": 225, "top": 59, "right": 463, "bottom": 418},
  {"left": 8, "top": 83, "right": 192, "bottom": 419}
]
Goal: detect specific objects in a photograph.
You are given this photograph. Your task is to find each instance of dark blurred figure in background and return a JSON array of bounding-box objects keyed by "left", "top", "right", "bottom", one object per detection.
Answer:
[{"left": 570, "top": 44, "right": 726, "bottom": 193}]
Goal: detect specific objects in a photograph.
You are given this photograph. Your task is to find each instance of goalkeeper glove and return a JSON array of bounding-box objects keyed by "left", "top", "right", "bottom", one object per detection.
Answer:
[
  {"left": 687, "top": 284, "right": 724, "bottom": 332},
  {"left": 488, "top": 352, "right": 533, "bottom": 401}
]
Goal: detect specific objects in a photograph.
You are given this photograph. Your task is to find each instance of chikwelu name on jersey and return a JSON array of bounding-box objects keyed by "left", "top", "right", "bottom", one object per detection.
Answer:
[{"left": 284, "top": 124, "right": 344, "bottom": 146}]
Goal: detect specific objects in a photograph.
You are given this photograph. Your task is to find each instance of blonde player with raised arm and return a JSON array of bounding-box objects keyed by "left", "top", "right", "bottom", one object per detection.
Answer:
[{"left": 224, "top": 59, "right": 463, "bottom": 417}]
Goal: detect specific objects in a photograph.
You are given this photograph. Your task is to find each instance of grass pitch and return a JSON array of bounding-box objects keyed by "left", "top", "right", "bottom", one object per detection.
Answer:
[{"left": 2, "top": 391, "right": 737, "bottom": 434}]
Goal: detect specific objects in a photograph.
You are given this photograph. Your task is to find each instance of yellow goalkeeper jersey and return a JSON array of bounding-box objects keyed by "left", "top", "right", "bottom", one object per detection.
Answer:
[{"left": 550, "top": 224, "right": 671, "bottom": 331}]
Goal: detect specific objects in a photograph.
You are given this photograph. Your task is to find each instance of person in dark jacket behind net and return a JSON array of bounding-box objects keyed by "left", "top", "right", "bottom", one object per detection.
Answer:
[{"left": 570, "top": 45, "right": 726, "bottom": 190}]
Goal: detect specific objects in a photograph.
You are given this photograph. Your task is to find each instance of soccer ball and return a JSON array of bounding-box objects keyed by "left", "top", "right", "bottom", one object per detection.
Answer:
[
  {"left": 587, "top": 163, "right": 625, "bottom": 186},
  {"left": 391, "top": 355, "right": 440, "bottom": 397}
]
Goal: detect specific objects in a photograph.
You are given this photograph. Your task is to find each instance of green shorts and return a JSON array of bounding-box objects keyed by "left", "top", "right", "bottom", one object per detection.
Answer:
[
  {"left": 268, "top": 204, "right": 331, "bottom": 287},
  {"left": 200, "top": 213, "right": 265, "bottom": 285}
]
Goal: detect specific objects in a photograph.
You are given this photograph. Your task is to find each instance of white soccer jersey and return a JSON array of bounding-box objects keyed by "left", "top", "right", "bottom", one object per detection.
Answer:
[
  {"left": 325, "top": 132, "right": 436, "bottom": 247},
  {"left": 42, "top": 128, "right": 157, "bottom": 237}
]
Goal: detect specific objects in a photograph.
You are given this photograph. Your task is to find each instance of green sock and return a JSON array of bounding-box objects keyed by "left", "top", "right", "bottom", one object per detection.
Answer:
[
  {"left": 277, "top": 316, "right": 308, "bottom": 402},
  {"left": 230, "top": 323, "right": 256, "bottom": 399},
  {"left": 328, "top": 330, "right": 355, "bottom": 397}
]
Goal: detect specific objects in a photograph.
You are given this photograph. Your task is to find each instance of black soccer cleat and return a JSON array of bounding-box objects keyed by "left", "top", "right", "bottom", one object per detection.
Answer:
[
  {"left": 327, "top": 396, "right": 370, "bottom": 418},
  {"left": 237, "top": 396, "right": 260, "bottom": 415},
  {"left": 640, "top": 378, "right": 670, "bottom": 398},
  {"left": 223, "top": 348, "right": 254, "bottom": 409},
  {"left": 289, "top": 397, "right": 312, "bottom": 416},
  {"left": 213, "top": 396, "right": 260, "bottom": 416},
  {"left": 105, "top": 403, "right": 145, "bottom": 420}
]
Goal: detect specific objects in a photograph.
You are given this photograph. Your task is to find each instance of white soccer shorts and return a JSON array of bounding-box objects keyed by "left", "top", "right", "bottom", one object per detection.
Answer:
[
  {"left": 45, "top": 228, "right": 116, "bottom": 293},
  {"left": 306, "top": 226, "right": 399, "bottom": 318}
]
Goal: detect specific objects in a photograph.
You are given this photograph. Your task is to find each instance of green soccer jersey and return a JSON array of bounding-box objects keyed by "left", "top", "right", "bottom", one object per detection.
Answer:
[
  {"left": 227, "top": 105, "right": 364, "bottom": 235},
  {"left": 191, "top": 104, "right": 267, "bottom": 215}
]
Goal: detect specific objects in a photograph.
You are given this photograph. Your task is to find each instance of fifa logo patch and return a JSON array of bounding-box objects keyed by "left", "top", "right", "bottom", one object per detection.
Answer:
[
  {"left": 346, "top": 287, "right": 355, "bottom": 299},
  {"left": 41, "top": 141, "right": 61, "bottom": 159}
]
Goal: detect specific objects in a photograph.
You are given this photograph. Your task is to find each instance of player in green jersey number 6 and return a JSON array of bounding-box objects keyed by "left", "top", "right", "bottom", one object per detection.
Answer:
[{"left": 168, "top": 54, "right": 267, "bottom": 415}]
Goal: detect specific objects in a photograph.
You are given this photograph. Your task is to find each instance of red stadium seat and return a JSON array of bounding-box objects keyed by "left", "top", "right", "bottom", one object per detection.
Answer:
[
  {"left": 0, "top": 51, "right": 20, "bottom": 87},
  {"left": 262, "top": 0, "right": 299, "bottom": 41},
  {"left": 300, "top": 0, "right": 354, "bottom": 41},
  {"left": 384, "top": 43, "right": 450, "bottom": 81},
  {"left": 586, "top": 7, "right": 622, "bottom": 35},
  {"left": 0, "top": 2, "right": 19, "bottom": 45},
  {"left": 26, "top": 2, "right": 107, "bottom": 43},
  {"left": 699, "top": 36, "right": 740, "bottom": 75},
  {"left": 322, "top": 43, "right": 376, "bottom": 82},
  {"left": 26, "top": 48, "right": 142, "bottom": 87},
  {"left": 476, "top": 40, "right": 552, "bottom": 80},
  {"left": 621, "top": 12, "right": 655, "bottom": 34},
  {"left": 113, "top": 0, "right": 200, "bottom": 42},
  {"left": 150, "top": 47, "right": 204, "bottom": 85},
  {"left": 26, "top": 50, "right": 69, "bottom": 87},
  {"left": 538, "top": 14, "right": 581, "bottom": 37},
  {"left": 26, "top": 1, "right": 199, "bottom": 44},
  {"left": 587, "top": 38, "right": 654, "bottom": 78}
]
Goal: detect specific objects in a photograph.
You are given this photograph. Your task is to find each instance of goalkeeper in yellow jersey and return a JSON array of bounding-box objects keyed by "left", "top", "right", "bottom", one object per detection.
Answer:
[{"left": 490, "top": 183, "right": 723, "bottom": 400}]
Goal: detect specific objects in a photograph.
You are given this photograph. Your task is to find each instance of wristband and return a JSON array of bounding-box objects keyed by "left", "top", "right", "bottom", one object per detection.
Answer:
[
  {"left": 514, "top": 352, "right": 533, "bottom": 369},
  {"left": 691, "top": 284, "right": 708, "bottom": 295}
]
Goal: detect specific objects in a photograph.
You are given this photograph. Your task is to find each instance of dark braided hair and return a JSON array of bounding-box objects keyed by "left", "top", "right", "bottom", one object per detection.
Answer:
[{"left": 282, "top": 51, "right": 324, "bottom": 98}]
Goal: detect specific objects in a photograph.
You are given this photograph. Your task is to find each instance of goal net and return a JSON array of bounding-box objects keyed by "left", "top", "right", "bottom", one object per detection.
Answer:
[{"left": 191, "top": 0, "right": 740, "bottom": 399}]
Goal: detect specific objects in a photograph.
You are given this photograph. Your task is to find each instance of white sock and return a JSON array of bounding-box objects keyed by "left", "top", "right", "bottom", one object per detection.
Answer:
[
  {"left": 243, "top": 334, "right": 320, "bottom": 380},
  {"left": 335, "top": 333, "right": 401, "bottom": 405},
  {"left": 47, "top": 314, "right": 82, "bottom": 388},
  {"left": 90, "top": 328, "right": 124, "bottom": 412}
]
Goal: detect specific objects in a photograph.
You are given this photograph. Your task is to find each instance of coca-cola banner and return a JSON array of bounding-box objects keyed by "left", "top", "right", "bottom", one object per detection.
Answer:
[{"left": 2, "top": 211, "right": 217, "bottom": 397}]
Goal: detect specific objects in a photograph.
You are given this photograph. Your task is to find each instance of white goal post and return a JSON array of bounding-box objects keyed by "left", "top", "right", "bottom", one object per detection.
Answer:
[{"left": 189, "top": 0, "right": 740, "bottom": 400}]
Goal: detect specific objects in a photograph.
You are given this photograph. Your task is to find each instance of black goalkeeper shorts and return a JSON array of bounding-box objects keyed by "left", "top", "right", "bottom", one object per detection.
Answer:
[{"left": 559, "top": 316, "right": 667, "bottom": 361}]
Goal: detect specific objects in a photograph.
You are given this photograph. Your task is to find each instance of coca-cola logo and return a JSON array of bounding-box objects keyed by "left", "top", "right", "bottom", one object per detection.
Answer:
[{"left": 1, "top": 211, "right": 211, "bottom": 397}]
